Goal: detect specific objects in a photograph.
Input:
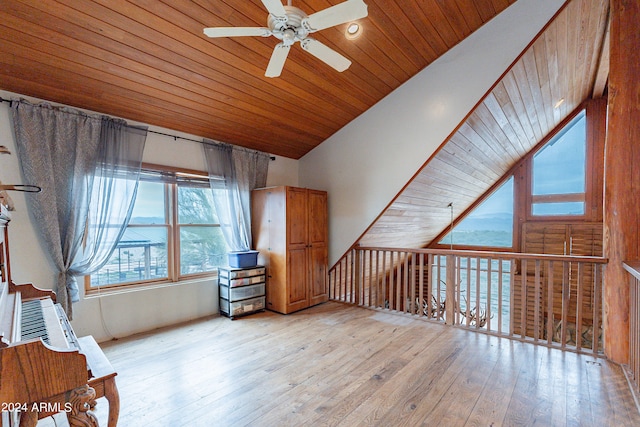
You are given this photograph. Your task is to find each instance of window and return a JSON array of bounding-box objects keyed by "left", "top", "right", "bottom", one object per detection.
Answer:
[
  {"left": 88, "top": 168, "right": 228, "bottom": 289},
  {"left": 439, "top": 177, "right": 514, "bottom": 248},
  {"left": 531, "top": 111, "right": 586, "bottom": 216},
  {"left": 177, "top": 184, "right": 227, "bottom": 275}
]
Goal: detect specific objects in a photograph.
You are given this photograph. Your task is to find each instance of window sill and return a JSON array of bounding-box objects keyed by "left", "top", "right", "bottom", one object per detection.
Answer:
[{"left": 84, "top": 274, "right": 218, "bottom": 299}]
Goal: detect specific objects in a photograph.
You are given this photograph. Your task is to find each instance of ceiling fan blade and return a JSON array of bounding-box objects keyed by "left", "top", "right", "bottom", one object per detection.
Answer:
[
  {"left": 204, "top": 27, "right": 271, "bottom": 38},
  {"left": 300, "top": 38, "right": 351, "bottom": 72},
  {"left": 305, "top": 0, "right": 368, "bottom": 32},
  {"left": 265, "top": 43, "right": 291, "bottom": 78},
  {"left": 261, "top": 0, "right": 287, "bottom": 18}
]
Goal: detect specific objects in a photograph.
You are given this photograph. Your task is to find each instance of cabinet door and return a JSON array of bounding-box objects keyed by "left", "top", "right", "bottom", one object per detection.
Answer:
[
  {"left": 309, "top": 242, "right": 328, "bottom": 304},
  {"left": 287, "top": 246, "right": 309, "bottom": 312},
  {"left": 287, "top": 187, "right": 308, "bottom": 248},
  {"left": 308, "top": 190, "right": 327, "bottom": 246},
  {"left": 285, "top": 187, "right": 310, "bottom": 312},
  {"left": 308, "top": 190, "right": 328, "bottom": 304}
]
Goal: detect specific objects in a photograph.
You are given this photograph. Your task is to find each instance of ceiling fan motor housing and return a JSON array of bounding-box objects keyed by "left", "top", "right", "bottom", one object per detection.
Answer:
[{"left": 268, "top": 6, "right": 310, "bottom": 46}]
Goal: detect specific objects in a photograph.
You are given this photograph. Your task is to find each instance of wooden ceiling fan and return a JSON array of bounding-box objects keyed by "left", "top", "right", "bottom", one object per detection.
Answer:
[{"left": 204, "top": 0, "right": 368, "bottom": 78}]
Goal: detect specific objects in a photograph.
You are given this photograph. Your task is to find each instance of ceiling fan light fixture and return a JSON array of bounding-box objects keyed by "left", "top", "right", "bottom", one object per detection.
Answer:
[
  {"left": 345, "top": 22, "right": 362, "bottom": 39},
  {"left": 203, "top": 0, "right": 369, "bottom": 77}
]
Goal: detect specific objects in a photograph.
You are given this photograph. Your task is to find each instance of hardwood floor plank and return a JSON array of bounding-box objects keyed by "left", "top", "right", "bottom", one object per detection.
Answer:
[
  {"left": 503, "top": 347, "right": 556, "bottom": 425},
  {"left": 464, "top": 340, "right": 528, "bottom": 426}
]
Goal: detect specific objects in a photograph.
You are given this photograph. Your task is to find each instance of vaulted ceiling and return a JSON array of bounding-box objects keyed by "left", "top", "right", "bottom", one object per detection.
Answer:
[
  {"left": 358, "top": 0, "right": 609, "bottom": 249},
  {"left": 0, "top": 0, "right": 610, "bottom": 252},
  {"left": 0, "top": 0, "right": 514, "bottom": 159}
]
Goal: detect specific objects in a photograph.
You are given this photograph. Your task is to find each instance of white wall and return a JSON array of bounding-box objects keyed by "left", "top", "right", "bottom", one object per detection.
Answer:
[
  {"left": 298, "top": 0, "right": 565, "bottom": 266},
  {"left": 0, "top": 90, "right": 299, "bottom": 342}
]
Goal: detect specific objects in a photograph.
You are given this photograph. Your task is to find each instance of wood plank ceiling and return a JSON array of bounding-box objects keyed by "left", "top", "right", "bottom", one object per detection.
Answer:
[
  {"left": 0, "top": 0, "right": 610, "bottom": 254},
  {"left": 358, "top": 0, "right": 610, "bottom": 249},
  {"left": 0, "top": 0, "right": 514, "bottom": 160}
]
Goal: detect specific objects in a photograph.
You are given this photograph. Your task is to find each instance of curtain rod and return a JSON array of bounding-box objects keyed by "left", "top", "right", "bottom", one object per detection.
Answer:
[
  {"left": 147, "top": 129, "right": 275, "bottom": 161},
  {"left": 0, "top": 97, "right": 275, "bottom": 161}
]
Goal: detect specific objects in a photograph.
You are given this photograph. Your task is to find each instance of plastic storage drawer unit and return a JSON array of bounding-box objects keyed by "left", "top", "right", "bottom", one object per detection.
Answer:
[{"left": 218, "top": 265, "right": 266, "bottom": 319}]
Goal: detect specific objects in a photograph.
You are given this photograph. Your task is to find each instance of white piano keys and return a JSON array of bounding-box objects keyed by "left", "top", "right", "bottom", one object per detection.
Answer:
[{"left": 20, "top": 298, "right": 73, "bottom": 349}]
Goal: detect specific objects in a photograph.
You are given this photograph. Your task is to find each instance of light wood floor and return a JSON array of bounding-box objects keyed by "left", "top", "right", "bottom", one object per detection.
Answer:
[{"left": 45, "top": 301, "right": 640, "bottom": 426}]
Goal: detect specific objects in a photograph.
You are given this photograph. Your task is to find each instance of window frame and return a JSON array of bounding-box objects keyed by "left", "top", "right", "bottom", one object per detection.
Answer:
[
  {"left": 525, "top": 108, "right": 591, "bottom": 222},
  {"left": 437, "top": 175, "right": 516, "bottom": 251},
  {"left": 85, "top": 163, "right": 224, "bottom": 293},
  {"left": 431, "top": 173, "right": 517, "bottom": 252}
]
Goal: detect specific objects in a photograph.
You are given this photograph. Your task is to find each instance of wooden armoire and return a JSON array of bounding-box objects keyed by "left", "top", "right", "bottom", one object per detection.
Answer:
[{"left": 251, "top": 186, "right": 328, "bottom": 314}]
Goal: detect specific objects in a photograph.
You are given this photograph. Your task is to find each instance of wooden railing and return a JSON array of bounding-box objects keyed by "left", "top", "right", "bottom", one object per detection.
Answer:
[
  {"left": 623, "top": 262, "right": 640, "bottom": 394},
  {"left": 330, "top": 247, "right": 607, "bottom": 354}
]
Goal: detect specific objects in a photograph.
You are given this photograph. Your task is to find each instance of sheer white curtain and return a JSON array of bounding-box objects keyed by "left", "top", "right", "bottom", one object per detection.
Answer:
[
  {"left": 202, "top": 140, "right": 269, "bottom": 252},
  {"left": 73, "top": 119, "right": 147, "bottom": 287},
  {"left": 11, "top": 99, "right": 146, "bottom": 318}
]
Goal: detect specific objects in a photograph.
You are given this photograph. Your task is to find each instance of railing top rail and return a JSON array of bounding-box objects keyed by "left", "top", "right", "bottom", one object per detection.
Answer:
[
  {"left": 623, "top": 261, "right": 640, "bottom": 281},
  {"left": 354, "top": 246, "right": 608, "bottom": 264}
]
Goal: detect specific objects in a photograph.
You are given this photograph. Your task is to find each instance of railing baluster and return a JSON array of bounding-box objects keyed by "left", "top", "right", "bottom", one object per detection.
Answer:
[
  {"left": 520, "top": 260, "right": 527, "bottom": 339},
  {"left": 349, "top": 249, "right": 353, "bottom": 304},
  {"left": 395, "top": 253, "right": 402, "bottom": 311},
  {"left": 373, "top": 250, "right": 379, "bottom": 308},
  {"left": 374, "top": 250, "right": 380, "bottom": 307},
  {"left": 576, "top": 262, "right": 584, "bottom": 351},
  {"left": 446, "top": 255, "right": 456, "bottom": 325},
  {"left": 388, "top": 251, "right": 394, "bottom": 310},
  {"left": 455, "top": 257, "right": 462, "bottom": 323},
  {"left": 427, "top": 254, "right": 438, "bottom": 320},
  {"left": 547, "top": 261, "right": 554, "bottom": 346},
  {"left": 364, "top": 249, "right": 369, "bottom": 305},
  {"left": 593, "top": 264, "right": 602, "bottom": 354},
  {"left": 381, "top": 251, "right": 387, "bottom": 309},
  {"left": 418, "top": 253, "right": 424, "bottom": 317},
  {"left": 337, "top": 259, "right": 342, "bottom": 301},
  {"left": 362, "top": 249, "right": 367, "bottom": 307},
  {"left": 509, "top": 260, "right": 515, "bottom": 338},
  {"left": 350, "top": 249, "right": 354, "bottom": 304},
  {"left": 487, "top": 258, "right": 492, "bottom": 331},
  {"left": 336, "top": 255, "right": 341, "bottom": 301},
  {"left": 362, "top": 249, "right": 366, "bottom": 305},
  {"left": 354, "top": 249, "right": 360, "bottom": 305},
  {"left": 342, "top": 251, "right": 347, "bottom": 302},
  {"left": 626, "top": 264, "right": 639, "bottom": 390},
  {"left": 498, "top": 260, "right": 504, "bottom": 334},
  {"left": 472, "top": 258, "right": 482, "bottom": 329},
  {"left": 403, "top": 253, "right": 409, "bottom": 313},
  {"left": 561, "top": 261, "right": 570, "bottom": 348},
  {"left": 534, "top": 260, "right": 541, "bottom": 342},
  {"left": 341, "top": 255, "right": 345, "bottom": 302},
  {"left": 410, "top": 252, "right": 416, "bottom": 314},
  {"left": 436, "top": 256, "right": 444, "bottom": 320},
  {"left": 466, "top": 257, "right": 471, "bottom": 327}
]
